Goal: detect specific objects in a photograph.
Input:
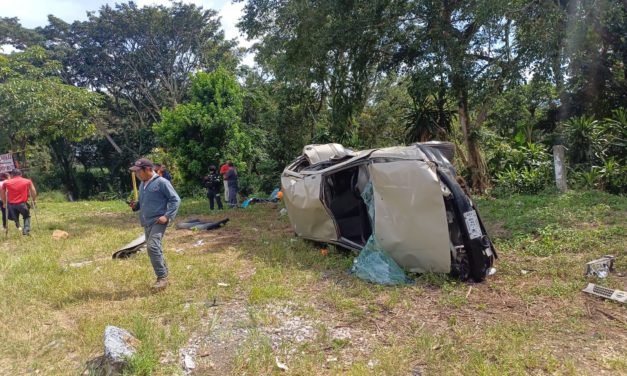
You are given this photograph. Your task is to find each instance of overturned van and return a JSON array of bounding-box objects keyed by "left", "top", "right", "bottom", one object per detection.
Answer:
[{"left": 281, "top": 142, "right": 497, "bottom": 282}]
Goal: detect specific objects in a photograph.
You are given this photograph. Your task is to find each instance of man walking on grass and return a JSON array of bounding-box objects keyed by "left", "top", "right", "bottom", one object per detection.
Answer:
[
  {"left": 0, "top": 169, "right": 37, "bottom": 236},
  {"left": 129, "top": 158, "right": 181, "bottom": 290}
]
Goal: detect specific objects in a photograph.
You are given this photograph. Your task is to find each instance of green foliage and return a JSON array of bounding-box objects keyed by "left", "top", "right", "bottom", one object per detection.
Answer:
[
  {"left": 155, "top": 68, "right": 253, "bottom": 182},
  {"left": 598, "top": 159, "right": 627, "bottom": 194},
  {"left": 561, "top": 115, "right": 603, "bottom": 165},
  {"left": 356, "top": 73, "right": 411, "bottom": 148},
  {"left": 493, "top": 143, "right": 553, "bottom": 194},
  {"left": 239, "top": 0, "right": 405, "bottom": 143},
  {"left": 563, "top": 109, "right": 627, "bottom": 194},
  {"left": 600, "top": 108, "right": 627, "bottom": 164},
  {"left": 485, "top": 80, "right": 558, "bottom": 144},
  {"left": 405, "top": 78, "right": 455, "bottom": 143}
]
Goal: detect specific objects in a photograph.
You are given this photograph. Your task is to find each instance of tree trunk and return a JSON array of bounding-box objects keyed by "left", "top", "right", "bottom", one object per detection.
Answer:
[
  {"left": 50, "top": 138, "right": 79, "bottom": 199},
  {"left": 456, "top": 88, "right": 489, "bottom": 193}
]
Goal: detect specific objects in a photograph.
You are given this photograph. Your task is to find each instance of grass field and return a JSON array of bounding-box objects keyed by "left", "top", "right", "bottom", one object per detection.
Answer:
[{"left": 0, "top": 191, "right": 625, "bottom": 375}]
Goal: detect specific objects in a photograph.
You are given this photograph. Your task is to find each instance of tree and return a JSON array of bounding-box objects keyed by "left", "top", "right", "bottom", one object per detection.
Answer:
[
  {"left": 155, "top": 68, "right": 252, "bottom": 183},
  {"left": 238, "top": 0, "right": 407, "bottom": 143},
  {"left": 0, "top": 46, "right": 101, "bottom": 196},
  {"left": 36, "top": 1, "right": 240, "bottom": 192},
  {"left": 41, "top": 2, "right": 239, "bottom": 123},
  {"left": 395, "top": 0, "right": 530, "bottom": 192}
]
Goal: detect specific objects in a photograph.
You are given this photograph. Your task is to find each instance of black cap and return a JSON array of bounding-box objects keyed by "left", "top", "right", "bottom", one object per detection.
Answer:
[
  {"left": 129, "top": 158, "right": 154, "bottom": 171},
  {"left": 209, "top": 165, "right": 216, "bottom": 171}
]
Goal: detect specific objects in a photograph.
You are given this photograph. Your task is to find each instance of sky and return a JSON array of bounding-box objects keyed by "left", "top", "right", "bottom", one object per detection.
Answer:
[{"left": 0, "top": 0, "right": 255, "bottom": 65}]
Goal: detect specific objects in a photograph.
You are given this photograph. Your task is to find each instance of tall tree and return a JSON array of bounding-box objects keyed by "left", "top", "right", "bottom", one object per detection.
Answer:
[
  {"left": 0, "top": 46, "right": 101, "bottom": 195},
  {"left": 395, "top": 0, "right": 526, "bottom": 192},
  {"left": 238, "top": 0, "right": 407, "bottom": 144},
  {"left": 41, "top": 2, "right": 239, "bottom": 124},
  {"left": 155, "top": 68, "right": 252, "bottom": 182}
]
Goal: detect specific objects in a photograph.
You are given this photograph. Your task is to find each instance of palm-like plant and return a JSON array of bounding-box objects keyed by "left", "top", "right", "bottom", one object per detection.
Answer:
[{"left": 562, "top": 115, "right": 603, "bottom": 165}]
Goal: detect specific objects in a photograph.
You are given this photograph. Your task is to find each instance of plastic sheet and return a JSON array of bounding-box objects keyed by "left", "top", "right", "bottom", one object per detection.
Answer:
[{"left": 350, "top": 181, "right": 411, "bottom": 285}]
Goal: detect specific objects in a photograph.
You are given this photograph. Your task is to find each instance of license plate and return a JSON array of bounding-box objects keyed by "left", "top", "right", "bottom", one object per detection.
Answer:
[{"left": 463, "top": 210, "right": 482, "bottom": 239}]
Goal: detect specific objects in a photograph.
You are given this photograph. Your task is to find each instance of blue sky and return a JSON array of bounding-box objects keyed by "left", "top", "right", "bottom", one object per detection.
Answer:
[{"left": 0, "top": 0, "right": 254, "bottom": 64}]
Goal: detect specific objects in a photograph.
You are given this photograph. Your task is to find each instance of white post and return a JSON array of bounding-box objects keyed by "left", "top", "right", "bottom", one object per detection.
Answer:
[{"left": 553, "top": 145, "right": 567, "bottom": 193}]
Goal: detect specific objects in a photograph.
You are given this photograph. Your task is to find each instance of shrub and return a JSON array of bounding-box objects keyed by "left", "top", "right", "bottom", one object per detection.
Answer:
[
  {"left": 598, "top": 159, "right": 626, "bottom": 194},
  {"left": 492, "top": 143, "right": 553, "bottom": 194},
  {"left": 495, "top": 166, "right": 552, "bottom": 194},
  {"left": 561, "top": 115, "right": 603, "bottom": 165}
]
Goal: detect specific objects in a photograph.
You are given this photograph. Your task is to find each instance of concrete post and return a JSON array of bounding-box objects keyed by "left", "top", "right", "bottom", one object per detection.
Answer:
[{"left": 553, "top": 145, "right": 567, "bottom": 193}]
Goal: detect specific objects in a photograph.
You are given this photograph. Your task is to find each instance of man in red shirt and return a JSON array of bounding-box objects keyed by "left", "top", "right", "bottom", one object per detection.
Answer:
[
  {"left": 0, "top": 169, "right": 37, "bottom": 235},
  {"left": 219, "top": 161, "right": 231, "bottom": 203}
]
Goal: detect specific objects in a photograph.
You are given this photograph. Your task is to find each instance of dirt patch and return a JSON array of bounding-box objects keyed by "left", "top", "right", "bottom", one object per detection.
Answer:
[
  {"left": 488, "top": 220, "right": 509, "bottom": 238},
  {"left": 177, "top": 299, "right": 251, "bottom": 375}
]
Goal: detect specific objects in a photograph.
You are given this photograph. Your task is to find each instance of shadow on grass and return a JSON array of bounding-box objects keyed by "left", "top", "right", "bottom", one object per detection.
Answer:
[{"left": 56, "top": 288, "right": 153, "bottom": 308}]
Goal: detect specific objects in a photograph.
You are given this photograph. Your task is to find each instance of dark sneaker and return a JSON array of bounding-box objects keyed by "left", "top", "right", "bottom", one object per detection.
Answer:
[{"left": 152, "top": 277, "right": 169, "bottom": 290}]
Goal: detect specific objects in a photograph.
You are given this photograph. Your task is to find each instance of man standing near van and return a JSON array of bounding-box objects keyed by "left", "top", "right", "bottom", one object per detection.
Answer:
[
  {"left": 129, "top": 158, "right": 180, "bottom": 290},
  {"left": 220, "top": 161, "right": 230, "bottom": 203},
  {"left": 0, "top": 169, "right": 37, "bottom": 235}
]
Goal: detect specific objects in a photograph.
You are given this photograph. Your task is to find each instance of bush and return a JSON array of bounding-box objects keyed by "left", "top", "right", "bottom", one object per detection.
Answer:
[
  {"left": 495, "top": 166, "right": 552, "bottom": 194},
  {"left": 491, "top": 143, "right": 553, "bottom": 194},
  {"left": 37, "top": 190, "right": 67, "bottom": 203},
  {"left": 561, "top": 115, "right": 603, "bottom": 165},
  {"left": 598, "top": 159, "right": 626, "bottom": 194}
]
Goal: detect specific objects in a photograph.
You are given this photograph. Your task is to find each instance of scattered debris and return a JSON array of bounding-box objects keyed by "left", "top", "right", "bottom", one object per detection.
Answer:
[
  {"left": 112, "top": 234, "right": 146, "bottom": 259},
  {"left": 181, "top": 353, "right": 196, "bottom": 372},
  {"left": 40, "top": 339, "right": 63, "bottom": 354},
  {"left": 52, "top": 230, "right": 69, "bottom": 240},
  {"left": 582, "top": 283, "right": 626, "bottom": 304},
  {"left": 193, "top": 240, "right": 205, "bottom": 247},
  {"left": 242, "top": 188, "right": 282, "bottom": 208},
  {"left": 176, "top": 218, "right": 229, "bottom": 231},
  {"left": 275, "top": 357, "right": 289, "bottom": 371},
  {"left": 585, "top": 255, "right": 615, "bottom": 278},
  {"left": 69, "top": 260, "right": 94, "bottom": 268},
  {"left": 367, "top": 359, "right": 379, "bottom": 369},
  {"left": 320, "top": 248, "right": 329, "bottom": 256},
  {"left": 279, "top": 208, "right": 288, "bottom": 216},
  {"left": 217, "top": 282, "right": 230, "bottom": 287},
  {"left": 465, "top": 286, "right": 473, "bottom": 299}
]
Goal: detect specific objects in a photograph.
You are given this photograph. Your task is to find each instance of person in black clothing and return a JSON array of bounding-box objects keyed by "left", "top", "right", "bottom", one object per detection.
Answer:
[
  {"left": 203, "top": 165, "right": 223, "bottom": 210},
  {"left": 154, "top": 163, "right": 173, "bottom": 182}
]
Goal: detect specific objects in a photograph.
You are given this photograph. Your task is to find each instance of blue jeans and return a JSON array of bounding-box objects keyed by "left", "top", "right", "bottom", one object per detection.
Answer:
[
  {"left": 228, "top": 186, "right": 238, "bottom": 208},
  {"left": 144, "top": 223, "right": 168, "bottom": 278}
]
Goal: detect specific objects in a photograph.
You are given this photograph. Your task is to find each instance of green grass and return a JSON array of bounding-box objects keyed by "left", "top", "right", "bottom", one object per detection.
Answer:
[{"left": 0, "top": 191, "right": 625, "bottom": 375}]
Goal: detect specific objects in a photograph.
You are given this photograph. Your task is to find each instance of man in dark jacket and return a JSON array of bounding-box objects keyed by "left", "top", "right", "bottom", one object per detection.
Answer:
[
  {"left": 129, "top": 158, "right": 180, "bottom": 290},
  {"left": 225, "top": 161, "right": 239, "bottom": 208},
  {"left": 203, "top": 165, "right": 223, "bottom": 210}
]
